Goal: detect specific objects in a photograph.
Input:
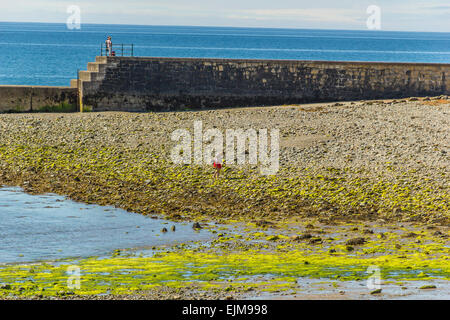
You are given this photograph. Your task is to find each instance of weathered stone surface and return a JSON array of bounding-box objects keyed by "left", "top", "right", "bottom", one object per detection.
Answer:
[
  {"left": 0, "top": 86, "right": 77, "bottom": 113},
  {"left": 81, "top": 57, "right": 450, "bottom": 112}
]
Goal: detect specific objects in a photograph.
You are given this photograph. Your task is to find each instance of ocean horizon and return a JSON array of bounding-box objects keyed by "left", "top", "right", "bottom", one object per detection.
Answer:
[{"left": 1, "top": 21, "right": 449, "bottom": 86}]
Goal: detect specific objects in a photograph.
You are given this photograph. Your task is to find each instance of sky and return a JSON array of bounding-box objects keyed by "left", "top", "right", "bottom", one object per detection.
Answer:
[{"left": 0, "top": 0, "right": 449, "bottom": 32}]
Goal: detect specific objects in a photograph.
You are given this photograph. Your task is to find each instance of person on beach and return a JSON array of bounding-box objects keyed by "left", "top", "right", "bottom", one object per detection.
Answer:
[
  {"left": 105, "top": 36, "right": 112, "bottom": 56},
  {"left": 213, "top": 152, "right": 223, "bottom": 179}
]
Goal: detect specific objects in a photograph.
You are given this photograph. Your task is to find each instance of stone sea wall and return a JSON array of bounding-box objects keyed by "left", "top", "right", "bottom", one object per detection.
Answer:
[
  {"left": 0, "top": 86, "right": 77, "bottom": 113},
  {"left": 81, "top": 57, "right": 450, "bottom": 111}
]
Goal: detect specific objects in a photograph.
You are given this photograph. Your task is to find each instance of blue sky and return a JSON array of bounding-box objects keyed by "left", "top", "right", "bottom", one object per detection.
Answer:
[{"left": 0, "top": 0, "right": 449, "bottom": 32}]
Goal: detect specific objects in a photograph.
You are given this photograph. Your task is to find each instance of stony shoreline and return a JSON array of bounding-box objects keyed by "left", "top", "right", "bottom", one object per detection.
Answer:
[
  {"left": 0, "top": 97, "right": 448, "bottom": 225},
  {"left": 0, "top": 97, "right": 449, "bottom": 299}
]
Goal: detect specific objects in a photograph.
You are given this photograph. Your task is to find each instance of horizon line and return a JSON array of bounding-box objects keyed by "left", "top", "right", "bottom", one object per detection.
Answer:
[{"left": 1, "top": 20, "right": 449, "bottom": 34}]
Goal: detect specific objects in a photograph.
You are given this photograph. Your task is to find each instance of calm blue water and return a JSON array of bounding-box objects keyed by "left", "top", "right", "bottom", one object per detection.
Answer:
[
  {"left": 0, "top": 22, "right": 449, "bottom": 86},
  {"left": 0, "top": 187, "right": 211, "bottom": 264}
]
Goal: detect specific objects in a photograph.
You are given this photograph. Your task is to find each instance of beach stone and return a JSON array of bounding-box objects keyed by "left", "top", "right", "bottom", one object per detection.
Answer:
[
  {"left": 308, "top": 237, "right": 322, "bottom": 244},
  {"left": 192, "top": 222, "right": 202, "bottom": 229},
  {"left": 298, "top": 234, "right": 313, "bottom": 240},
  {"left": 370, "top": 289, "right": 382, "bottom": 295},
  {"left": 254, "top": 220, "right": 274, "bottom": 227},
  {"left": 419, "top": 285, "right": 436, "bottom": 290},
  {"left": 404, "top": 232, "right": 418, "bottom": 238},
  {"left": 345, "top": 237, "right": 366, "bottom": 245}
]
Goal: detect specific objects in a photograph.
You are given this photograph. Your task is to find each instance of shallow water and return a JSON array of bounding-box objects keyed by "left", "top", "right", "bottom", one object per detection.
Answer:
[
  {"left": 250, "top": 278, "right": 450, "bottom": 300},
  {"left": 0, "top": 187, "right": 211, "bottom": 264}
]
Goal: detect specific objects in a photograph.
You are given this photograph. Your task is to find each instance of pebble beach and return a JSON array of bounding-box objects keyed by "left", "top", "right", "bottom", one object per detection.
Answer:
[{"left": 0, "top": 97, "right": 448, "bottom": 300}]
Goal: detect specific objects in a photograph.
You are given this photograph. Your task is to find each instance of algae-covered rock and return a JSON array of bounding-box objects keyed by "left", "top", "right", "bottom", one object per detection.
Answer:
[
  {"left": 346, "top": 237, "right": 366, "bottom": 246},
  {"left": 419, "top": 285, "right": 436, "bottom": 290},
  {"left": 370, "top": 289, "right": 382, "bottom": 295},
  {"left": 192, "top": 222, "right": 203, "bottom": 230}
]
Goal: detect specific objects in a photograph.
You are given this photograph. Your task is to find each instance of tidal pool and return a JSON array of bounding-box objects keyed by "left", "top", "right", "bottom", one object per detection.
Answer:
[{"left": 0, "top": 187, "right": 211, "bottom": 264}]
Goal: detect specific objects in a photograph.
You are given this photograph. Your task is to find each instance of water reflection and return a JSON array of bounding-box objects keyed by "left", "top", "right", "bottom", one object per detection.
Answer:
[{"left": 0, "top": 187, "right": 210, "bottom": 264}]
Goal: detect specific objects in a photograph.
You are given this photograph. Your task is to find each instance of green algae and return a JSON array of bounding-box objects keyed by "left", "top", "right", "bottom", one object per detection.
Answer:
[
  {"left": 0, "top": 225, "right": 448, "bottom": 298},
  {"left": 36, "top": 103, "right": 77, "bottom": 113},
  {"left": 0, "top": 143, "right": 448, "bottom": 225}
]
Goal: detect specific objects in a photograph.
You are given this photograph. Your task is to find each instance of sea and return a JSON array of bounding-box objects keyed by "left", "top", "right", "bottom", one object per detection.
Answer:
[{"left": 0, "top": 22, "right": 449, "bottom": 87}]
